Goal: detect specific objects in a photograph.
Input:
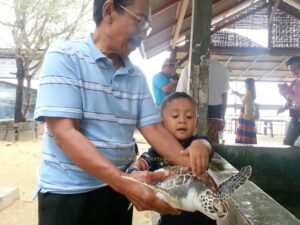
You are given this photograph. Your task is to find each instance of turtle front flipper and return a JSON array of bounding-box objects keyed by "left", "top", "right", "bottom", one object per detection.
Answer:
[
  {"left": 122, "top": 175, "right": 181, "bottom": 209},
  {"left": 214, "top": 165, "right": 252, "bottom": 200}
]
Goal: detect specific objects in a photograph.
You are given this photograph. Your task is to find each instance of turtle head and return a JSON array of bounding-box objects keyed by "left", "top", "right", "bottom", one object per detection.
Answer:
[{"left": 195, "top": 190, "right": 228, "bottom": 220}]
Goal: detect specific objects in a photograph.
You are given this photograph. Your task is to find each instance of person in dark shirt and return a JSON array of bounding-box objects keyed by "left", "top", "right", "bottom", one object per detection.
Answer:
[{"left": 127, "top": 92, "right": 216, "bottom": 225}]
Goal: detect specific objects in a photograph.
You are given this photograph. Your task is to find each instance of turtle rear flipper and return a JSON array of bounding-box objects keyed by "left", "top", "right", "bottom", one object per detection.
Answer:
[{"left": 214, "top": 166, "right": 252, "bottom": 200}]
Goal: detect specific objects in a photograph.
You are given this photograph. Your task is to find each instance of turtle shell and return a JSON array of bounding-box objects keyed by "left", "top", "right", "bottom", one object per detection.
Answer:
[{"left": 153, "top": 166, "right": 218, "bottom": 193}]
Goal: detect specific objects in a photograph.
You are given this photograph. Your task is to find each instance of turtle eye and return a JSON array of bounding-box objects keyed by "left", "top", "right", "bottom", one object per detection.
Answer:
[{"left": 206, "top": 190, "right": 212, "bottom": 196}]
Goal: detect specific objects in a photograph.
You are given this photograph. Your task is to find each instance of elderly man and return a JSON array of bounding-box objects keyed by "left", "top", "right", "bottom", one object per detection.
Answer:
[
  {"left": 278, "top": 55, "right": 300, "bottom": 145},
  {"left": 152, "top": 58, "right": 179, "bottom": 107},
  {"left": 34, "top": 1, "right": 212, "bottom": 225}
]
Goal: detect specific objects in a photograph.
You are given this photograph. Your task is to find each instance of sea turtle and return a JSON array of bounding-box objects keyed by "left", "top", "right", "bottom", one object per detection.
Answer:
[{"left": 123, "top": 165, "right": 252, "bottom": 221}]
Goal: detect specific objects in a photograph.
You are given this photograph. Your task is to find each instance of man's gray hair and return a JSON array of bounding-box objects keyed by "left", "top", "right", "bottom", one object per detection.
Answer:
[{"left": 93, "top": 0, "right": 135, "bottom": 26}]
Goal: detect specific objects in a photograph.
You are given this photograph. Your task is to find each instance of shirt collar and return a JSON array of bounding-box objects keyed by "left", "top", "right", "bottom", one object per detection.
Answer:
[
  {"left": 116, "top": 59, "right": 136, "bottom": 76},
  {"left": 86, "top": 33, "right": 136, "bottom": 75},
  {"left": 85, "top": 33, "right": 107, "bottom": 62}
]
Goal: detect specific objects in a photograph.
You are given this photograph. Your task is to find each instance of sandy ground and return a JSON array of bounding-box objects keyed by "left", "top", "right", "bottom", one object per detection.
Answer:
[
  {"left": 0, "top": 133, "right": 284, "bottom": 225},
  {"left": 0, "top": 140, "right": 40, "bottom": 225},
  {"left": 0, "top": 135, "right": 154, "bottom": 225}
]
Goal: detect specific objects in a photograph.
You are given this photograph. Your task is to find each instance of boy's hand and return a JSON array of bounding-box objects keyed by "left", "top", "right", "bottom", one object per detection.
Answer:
[{"left": 180, "top": 140, "right": 210, "bottom": 178}]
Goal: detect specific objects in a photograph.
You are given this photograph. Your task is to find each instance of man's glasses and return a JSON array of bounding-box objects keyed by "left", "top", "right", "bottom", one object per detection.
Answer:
[{"left": 119, "top": 5, "right": 152, "bottom": 37}]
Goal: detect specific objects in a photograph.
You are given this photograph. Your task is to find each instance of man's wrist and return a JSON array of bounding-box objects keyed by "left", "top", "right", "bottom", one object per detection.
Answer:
[{"left": 126, "top": 166, "right": 140, "bottom": 174}]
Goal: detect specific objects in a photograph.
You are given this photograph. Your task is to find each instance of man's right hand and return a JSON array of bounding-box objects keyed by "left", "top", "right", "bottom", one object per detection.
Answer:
[{"left": 117, "top": 170, "right": 181, "bottom": 215}]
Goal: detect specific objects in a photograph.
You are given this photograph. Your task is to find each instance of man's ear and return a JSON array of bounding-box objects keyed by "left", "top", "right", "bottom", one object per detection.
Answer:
[{"left": 102, "top": 0, "right": 113, "bottom": 21}]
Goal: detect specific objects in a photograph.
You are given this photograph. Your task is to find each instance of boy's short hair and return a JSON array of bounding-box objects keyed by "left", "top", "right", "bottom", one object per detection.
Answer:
[
  {"left": 160, "top": 92, "right": 197, "bottom": 115},
  {"left": 286, "top": 56, "right": 300, "bottom": 66}
]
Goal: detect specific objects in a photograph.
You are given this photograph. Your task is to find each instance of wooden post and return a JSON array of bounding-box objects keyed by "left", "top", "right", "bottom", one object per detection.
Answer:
[
  {"left": 268, "top": 1, "right": 273, "bottom": 48},
  {"left": 189, "top": 0, "right": 212, "bottom": 135}
]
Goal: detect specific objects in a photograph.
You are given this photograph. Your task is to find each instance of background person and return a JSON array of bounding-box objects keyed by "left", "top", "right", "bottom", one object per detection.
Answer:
[
  {"left": 277, "top": 55, "right": 300, "bottom": 145},
  {"left": 127, "top": 92, "right": 216, "bottom": 225},
  {"left": 176, "top": 58, "right": 230, "bottom": 143},
  {"left": 152, "top": 58, "right": 179, "bottom": 107},
  {"left": 232, "top": 78, "right": 259, "bottom": 144},
  {"left": 33, "top": 1, "right": 209, "bottom": 224}
]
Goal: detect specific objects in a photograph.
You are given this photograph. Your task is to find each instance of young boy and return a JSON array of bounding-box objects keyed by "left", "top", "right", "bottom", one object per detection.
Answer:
[{"left": 127, "top": 92, "right": 216, "bottom": 225}]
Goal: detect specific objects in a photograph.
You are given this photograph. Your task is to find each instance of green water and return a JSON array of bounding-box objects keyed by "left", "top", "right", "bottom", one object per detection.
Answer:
[
  {"left": 267, "top": 191, "right": 300, "bottom": 220},
  {"left": 214, "top": 146, "right": 300, "bottom": 220}
]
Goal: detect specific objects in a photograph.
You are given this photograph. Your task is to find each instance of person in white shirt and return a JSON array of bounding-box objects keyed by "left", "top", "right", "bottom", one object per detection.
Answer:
[{"left": 176, "top": 58, "right": 230, "bottom": 143}]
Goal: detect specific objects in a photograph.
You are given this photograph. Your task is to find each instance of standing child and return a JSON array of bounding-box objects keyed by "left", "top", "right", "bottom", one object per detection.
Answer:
[{"left": 127, "top": 92, "right": 216, "bottom": 225}]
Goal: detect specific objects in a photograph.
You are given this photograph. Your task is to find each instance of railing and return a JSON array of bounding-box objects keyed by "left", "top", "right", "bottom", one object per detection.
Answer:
[{"left": 225, "top": 115, "right": 289, "bottom": 136}]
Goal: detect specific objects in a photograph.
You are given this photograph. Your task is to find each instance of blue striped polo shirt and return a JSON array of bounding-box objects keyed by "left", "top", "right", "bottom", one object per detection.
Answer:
[{"left": 34, "top": 34, "right": 161, "bottom": 194}]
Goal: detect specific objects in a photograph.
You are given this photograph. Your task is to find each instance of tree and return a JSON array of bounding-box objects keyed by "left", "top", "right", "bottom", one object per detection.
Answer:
[{"left": 0, "top": 0, "right": 92, "bottom": 123}]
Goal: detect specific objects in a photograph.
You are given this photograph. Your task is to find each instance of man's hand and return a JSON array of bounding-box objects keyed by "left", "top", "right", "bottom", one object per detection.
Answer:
[
  {"left": 119, "top": 170, "right": 181, "bottom": 215},
  {"left": 128, "top": 168, "right": 170, "bottom": 183},
  {"left": 180, "top": 140, "right": 211, "bottom": 178}
]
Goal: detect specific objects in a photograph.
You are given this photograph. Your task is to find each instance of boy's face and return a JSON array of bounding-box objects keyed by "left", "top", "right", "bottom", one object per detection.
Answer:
[{"left": 162, "top": 98, "right": 197, "bottom": 142}]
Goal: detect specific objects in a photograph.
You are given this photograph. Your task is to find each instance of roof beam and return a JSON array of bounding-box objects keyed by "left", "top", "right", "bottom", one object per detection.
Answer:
[
  {"left": 212, "top": 47, "right": 300, "bottom": 55},
  {"left": 259, "top": 56, "right": 289, "bottom": 80},
  {"left": 212, "top": 2, "right": 268, "bottom": 33},
  {"left": 168, "top": 2, "right": 269, "bottom": 36},
  {"left": 146, "top": 40, "right": 172, "bottom": 58},
  {"left": 225, "top": 56, "right": 232, "bottom": 66},
  {"left": 145, "top": 26, "right": 191, "bottom": 58},
  {"left": 279, "top": 1, "right": 300, "bottom": 18},
  {"left": 152, "top": 0, "right": 180, "bottom": 17},
  {"left": 213, "top": 0, "right": 246, "bottom": 18},
  {"left": 175, "top": 46, "right": 300, "bottom": 56},
  {"left": 283, "top": 0, "right": 300, "bottom": 10},
  {"left": 237, "top": 55, "right": 262, "bottom": 79},
  {"left": 269, "top": 0, "right": 282, "bottom": 25},
  {"left": 220, "top": 67, "right": 288, "bottom": 71},
  {"left": 212, "top": 0, "right": 262, "bottom": 25},
  {"left": 171, "top": 0, "right": 189, "bottom": 49},
  {"left": 148, "top": 13, "right": 191, "bottom": 38}
]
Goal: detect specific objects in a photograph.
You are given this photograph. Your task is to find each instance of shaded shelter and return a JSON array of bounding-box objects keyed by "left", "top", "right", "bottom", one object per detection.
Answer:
[{"left": 142, "top": 0, "right": 299, "bottom": 82}]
